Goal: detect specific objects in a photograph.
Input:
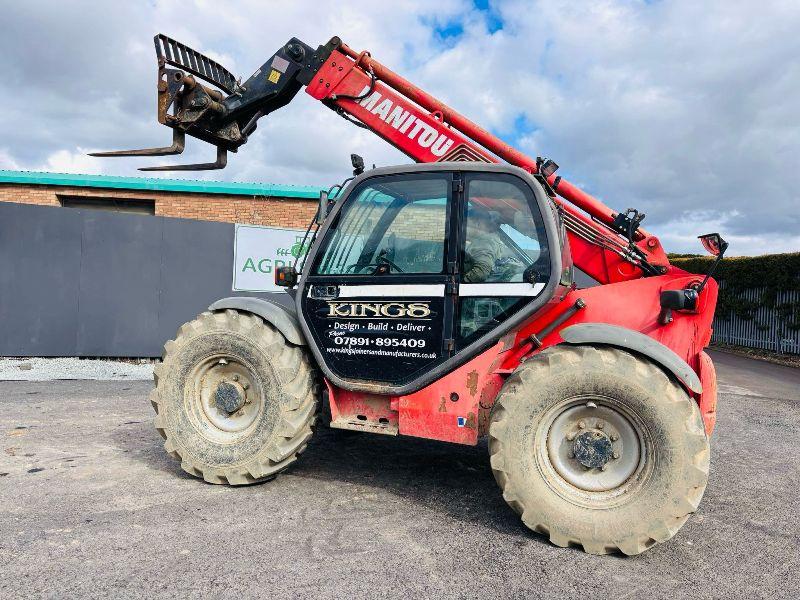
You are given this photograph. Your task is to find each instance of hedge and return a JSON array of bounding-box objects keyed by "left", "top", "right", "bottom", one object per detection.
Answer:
[{"left": 670, "top": 252, "right": 800, "bottom": 331}]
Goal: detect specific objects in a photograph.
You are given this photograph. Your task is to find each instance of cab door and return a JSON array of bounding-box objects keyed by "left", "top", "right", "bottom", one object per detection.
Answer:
[
  {"left": 299, "top": 172, "right": 457, "bottom": 389},
  {"left": 455, "top": 172, "right": 553, "bottom": 349}
]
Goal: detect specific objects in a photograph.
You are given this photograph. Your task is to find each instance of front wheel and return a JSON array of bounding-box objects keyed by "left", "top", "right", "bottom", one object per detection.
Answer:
[
  {"left": 489, "top": 345, "right": 709, "bottom": 555},
  {"left": 151, "top": 310, "right": 318, "bottom": 485}
]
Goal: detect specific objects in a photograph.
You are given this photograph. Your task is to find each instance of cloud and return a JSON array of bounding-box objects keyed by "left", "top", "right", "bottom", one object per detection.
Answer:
[
  {"left": 656, "top": 210, "right": 800, "bottom": 257},
  {"left": 0, "top": 0, "right": 797, "bottom": 255},
  {"left": 38, "top": 149, "right": 99, "bottom": 174}
]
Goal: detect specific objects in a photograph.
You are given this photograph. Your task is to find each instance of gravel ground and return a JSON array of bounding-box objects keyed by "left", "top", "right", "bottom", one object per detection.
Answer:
[
  {"left": 0, "top": 357, "right": 155, "bottom": 381},
  {"left": 1, "top": 350, "right": 798, "bottom": 599}
]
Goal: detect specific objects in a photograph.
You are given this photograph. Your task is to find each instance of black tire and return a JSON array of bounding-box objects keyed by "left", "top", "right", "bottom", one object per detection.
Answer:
[
  {"left": 151, "top": 309, "right": 318, "bottom": 485},
  {"left": 489, "top": 345, "right": 709, "bottom": 555}
]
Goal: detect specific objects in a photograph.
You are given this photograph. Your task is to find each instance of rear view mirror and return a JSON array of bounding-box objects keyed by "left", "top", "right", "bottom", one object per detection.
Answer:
[
  {"left": 317, "top": 190, "right": 329, "bottom": 225},
  {"left": 693, "top": 232, "right": 729, "bottom": 296},
  {"left": 698, "top": 233, "right": 728, "bottom": 256}
]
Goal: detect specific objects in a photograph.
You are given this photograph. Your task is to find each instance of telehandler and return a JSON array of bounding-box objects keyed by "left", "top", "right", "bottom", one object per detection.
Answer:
[{"left": 92, "top": 34, "right": 728, "bottom": 555}]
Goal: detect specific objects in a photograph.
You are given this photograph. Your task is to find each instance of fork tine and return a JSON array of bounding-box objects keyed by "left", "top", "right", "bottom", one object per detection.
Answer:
[
  {"left": 88, "top": 130, "right": 185, "bottom": 158},
  {"left": 138, "top": 146, "right": 227, "bottom": 171}
]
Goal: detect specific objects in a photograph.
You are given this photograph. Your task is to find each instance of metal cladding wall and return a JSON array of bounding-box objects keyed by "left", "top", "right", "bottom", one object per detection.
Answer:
[{"left": 0, "top": 202, "right": 286, "bottom": 357}]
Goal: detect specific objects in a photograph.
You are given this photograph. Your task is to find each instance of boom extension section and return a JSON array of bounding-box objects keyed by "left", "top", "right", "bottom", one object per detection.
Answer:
[{"left": 91, "top": 34, "right": 671, "bottom": 283}]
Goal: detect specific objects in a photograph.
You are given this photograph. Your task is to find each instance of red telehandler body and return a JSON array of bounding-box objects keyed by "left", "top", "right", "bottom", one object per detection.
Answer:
[{"left": 92, "top": 34, "right": 726, "bottom": 555}]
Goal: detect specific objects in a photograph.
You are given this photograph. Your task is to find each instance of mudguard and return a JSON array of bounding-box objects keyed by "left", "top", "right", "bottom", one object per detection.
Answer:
[
  {"left": 559, "top": 322, "right": 702, "bottom": 394},
  {"left": 208, "top": 296, "right": 307, "bottom": 346}
]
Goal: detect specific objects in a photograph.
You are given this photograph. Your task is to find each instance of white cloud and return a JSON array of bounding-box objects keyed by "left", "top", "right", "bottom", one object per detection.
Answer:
[
  {"left": 38, "top": 148, "right": 103, "bottom": 175},
  {"left": 655, "top": 210, "right": 800, "bottom": 257},
  {"left": 0, "top": 148, "right": 21, "bottom": 170}
]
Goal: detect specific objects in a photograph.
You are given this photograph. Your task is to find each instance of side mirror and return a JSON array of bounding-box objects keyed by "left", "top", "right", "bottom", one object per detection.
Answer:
[
  {"left": 316, "top": 190, "right": 329, "bottom": 225},
  {"left": 698, "top": 232, "right": 729, "bottom": 256},
  {"left": 689, "top": 232, "right": 730, "bottom": 299},
  {"left": 275, "top": 265, "right": 298, "bottom": 288}
]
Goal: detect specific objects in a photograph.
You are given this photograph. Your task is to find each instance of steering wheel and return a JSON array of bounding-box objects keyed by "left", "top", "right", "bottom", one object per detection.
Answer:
[
  {"left": 374, "top": 254, "right": 404, "bottom": 273},
  {"left": 345, "top": 255, "right": 405, "bottom": 274},
  {"left": 522, "top": 264, "right": 540, "bottom": 284}
]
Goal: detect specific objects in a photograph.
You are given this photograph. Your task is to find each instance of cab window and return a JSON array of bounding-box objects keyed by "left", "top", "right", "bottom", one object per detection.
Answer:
[{"left": 314, "top": 175, "right": 449, "bottom": 275}]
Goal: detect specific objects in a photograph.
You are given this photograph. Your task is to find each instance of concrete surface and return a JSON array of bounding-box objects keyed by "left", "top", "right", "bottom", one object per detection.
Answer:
[{"left": 0, "top": 350, "right": 797, "bottom": 599}]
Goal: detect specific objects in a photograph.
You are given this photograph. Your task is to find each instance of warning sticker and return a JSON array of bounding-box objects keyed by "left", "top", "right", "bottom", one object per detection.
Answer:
[
  {"left": 271, "top": 55, "right": 290, "bottom": 73},
  {"left": 268, "top": 69, "right": 281, "bottom": 84}
]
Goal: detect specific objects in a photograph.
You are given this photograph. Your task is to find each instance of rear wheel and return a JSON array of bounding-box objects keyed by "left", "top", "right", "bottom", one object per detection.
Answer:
[
  {"left": 489, "top": 345, "right": 709, "bottom": 555},
  {"left": 151, "top": 309, "right": 318, "bottom": 485}
]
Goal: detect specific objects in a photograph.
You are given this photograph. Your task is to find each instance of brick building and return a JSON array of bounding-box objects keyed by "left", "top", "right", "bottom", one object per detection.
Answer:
[{"left": 0, "top": 170, "right": 320, "bottom": 227}]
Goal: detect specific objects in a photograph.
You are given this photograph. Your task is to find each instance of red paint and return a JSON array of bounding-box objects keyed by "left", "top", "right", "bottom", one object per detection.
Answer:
[
  {"left": 308, "top": 50, "right": 494, "bottom": 164},
  {"left": 697, "top": 351, "right": 718, "bottom": 435},
  {"left": 513, "top": 275, "right": 718, "bottom": 365},
  {"left": 325, "top": 379, "right": 399, "bottom": 431},
  {"left": 326, "top": 344, "right": 506, "bottom": 445},
  {"left": 395, "top": 344, "right": 505, "bottom": 444}
]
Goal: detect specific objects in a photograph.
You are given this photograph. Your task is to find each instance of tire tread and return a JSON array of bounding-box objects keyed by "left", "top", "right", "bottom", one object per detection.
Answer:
[
  {"left": 151, "top": 309, "right": 318, "bottom": 486},
  {"left": 489, "top": 344, "right": 709, "bottom": 555}
]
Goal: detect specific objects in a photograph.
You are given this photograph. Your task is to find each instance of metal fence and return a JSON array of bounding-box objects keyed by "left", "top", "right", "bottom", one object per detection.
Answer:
[{"left": 711, "top": 284, "right": 800, "bottom": 354}]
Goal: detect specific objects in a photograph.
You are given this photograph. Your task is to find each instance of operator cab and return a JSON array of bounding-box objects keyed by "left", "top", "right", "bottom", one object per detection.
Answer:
[{"left": 297, "top": 163, "right": 564, "bottom": 394}]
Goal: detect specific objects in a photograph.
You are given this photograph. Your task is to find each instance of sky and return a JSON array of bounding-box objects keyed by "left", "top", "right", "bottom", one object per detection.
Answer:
[{"left": 0, "top": 0, "right": 798, "bottom": 256}]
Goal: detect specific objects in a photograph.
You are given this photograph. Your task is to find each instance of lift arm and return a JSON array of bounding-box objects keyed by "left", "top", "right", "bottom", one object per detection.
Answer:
[{"left": 91, "top": 34, "right": 672, "bottom": 284}]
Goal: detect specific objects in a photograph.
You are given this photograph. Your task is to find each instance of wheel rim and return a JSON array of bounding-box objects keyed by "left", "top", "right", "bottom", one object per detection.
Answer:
[
  {"left": 187, "top": 354, "right": 264, "bottom": 443},
  {"left": 537, "top": 395, "right": 652, "bottom": 506}
]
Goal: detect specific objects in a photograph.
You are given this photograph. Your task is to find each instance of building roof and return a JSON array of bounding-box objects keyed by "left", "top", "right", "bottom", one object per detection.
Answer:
[{"left": 0, "top": 170, "right": 322, "bottom": 199}]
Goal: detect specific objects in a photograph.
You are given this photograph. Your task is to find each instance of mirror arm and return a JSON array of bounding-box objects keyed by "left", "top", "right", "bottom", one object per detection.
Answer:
[{"left": 695, "top": 247, "right": 727, "bottom": 294}]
